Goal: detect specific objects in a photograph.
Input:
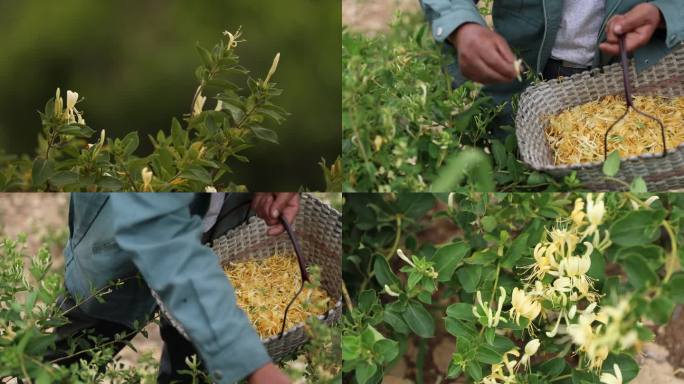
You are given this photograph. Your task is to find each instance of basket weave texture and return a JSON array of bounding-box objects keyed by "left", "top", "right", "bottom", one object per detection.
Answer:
[
  {"left": 516, "top": 44, "right": 684, "bottom": 190},
  {"left": 211, "top": 193, "right": 342, "bottom": 361}
]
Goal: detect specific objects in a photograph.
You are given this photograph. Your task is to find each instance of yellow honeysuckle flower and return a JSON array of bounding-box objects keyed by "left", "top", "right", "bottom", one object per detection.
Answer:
[
  {"left": 510, "top": 287, "right": 541, "bottom": 325},
  {"left": 571, "top": 198, "right": 586, "bottom": 227},
  {"left": 192, "top": 93, "right": 207, "bottom": 117}
]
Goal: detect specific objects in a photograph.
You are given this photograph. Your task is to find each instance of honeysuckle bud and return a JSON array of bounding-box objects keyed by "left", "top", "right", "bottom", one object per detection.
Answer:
[
  {"left": 396, "top": 249, "right": 415, "bottom": 267},
  {"left": 205, "top": 186, "right": 217, "bottom": 193},
  {"left": 214, "top": 100, "right": 224, "bottom": 112},
  {"left": 384, "top": 284, "right": 400, "bottom": 297},
  {"left": 600, "top": 364, "right": 622, "bottom": 384},
  {"left": 66, "top": 90, "right": 78, "bottom": 111},
  {"left": 192, "top": 92, "right": 207, "bottom": 117},
  {"left": 54, "top": 88, "right": 63, "bottom": 117},
  {"left": 524, "top": 339, "right": 540, "bottom": 356},
  {"left": 448, "top": 192, "right": 455, "bottom": 213},
  {"left": 373, "top": 135, "right": 383, "bottom": 152},
  {"left": 142, "top": 167, "right": 153, "bottom": 192},
  {"left": 264, "top": 52, "right": 280, "bottom": 84},
  {"left": 586, "top": 193, "right": 605, "bottom": 228}
]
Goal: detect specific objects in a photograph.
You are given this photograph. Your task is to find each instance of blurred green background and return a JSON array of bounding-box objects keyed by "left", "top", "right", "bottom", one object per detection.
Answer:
[{"left": 0, "top": 0, "right": 341, "bottom": 191}]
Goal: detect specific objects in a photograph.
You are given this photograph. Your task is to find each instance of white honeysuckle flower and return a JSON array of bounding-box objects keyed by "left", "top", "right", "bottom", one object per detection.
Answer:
[
  {"left": 66, "top": 90, "right": 79, "bottom": 111},
  {"left": 205, "top": 186, "right": 217, "bottom": 193},
  {"left": 396, "top": 249, "right": 415, "bottom": 267},
  {"left": 285, "top": 355, "right": 308, "bottom": 373},
  {"left": 644, "top": 195, "right": 659, "bottom": 207},
  {"left": 524, "top": 339, "right": 540, "bottom": 356},
  {"left": 600, "top": 364, "right": 622, "bottom": 384},
  {"left": 192, "top": 93, "right": 207, "bottom": 117},
  {"left": 568, "top": 304, "right": 577, "bottom": 319},
  {"left": 448, "top": 192, "right": 456, "bottom": 212},
  {"left": 142, "top": 167, "right": 153, "bottom": 192},
  {"left": 586, "top": 193, "right": 606, "bottom": 228},
  {"left": 384, "top": 285, "right": 400, "bottom": 297},
  {"left": 264, "top": 52, "right": 280, "bottom": 84},
  {"left": 214, "top": 100, "right": 224, "bottom": 112}
]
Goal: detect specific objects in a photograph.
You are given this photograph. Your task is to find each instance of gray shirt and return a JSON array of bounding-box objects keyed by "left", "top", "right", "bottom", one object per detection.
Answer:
[{"left": 551, "top": 0, "right": 606, "bottom": 66}]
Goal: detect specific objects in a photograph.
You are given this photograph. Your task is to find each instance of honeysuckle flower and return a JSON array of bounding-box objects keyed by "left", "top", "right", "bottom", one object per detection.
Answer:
[
  {"left": 549, "top": 227, "right": 579, "bottom": 259},
  {"left": 571, "top": 198, "right": 587, "bottom": 226},
  {"left": 192, "top": 92, "right": 207, "bottom": 117},
  {"left": 373, "top": 135, "right": 383, "bottom": 152},
  {"left": 510, "top": 287, "right": 541, "bottom": 325},
  {"left": 630, "top": 195, "right": 660, "bottom": 210},
  {"left": 384, "top": 284, "right": 400, "bottom": 297},
  {"left": 473, "top": 287, "right": 508, "bottom": 328},
  {"left": 600, "top": 364, "right": 622, "bottom": 384},
  {"left": 205, "top": 186, "right": 217, "bottom": 193},
  {"left": 560, "top": 242, "right": 592, "bottom": 277},
  {"left": 264, "top": 52, "right": 280, "bottom": 84},
  {"left": 66, "top": 90, "right": 78, "bottom": 112},
  {"left": 141, "top": 167, "right": 153, "bottom": 192},
  {"left": 518, "top": 339, "right": 540, "bottom": 368},
  {"left": 585, "top": 193, "right": 605, "bottom": 235},
  {"left": 54, "top": 88, "right": 63, "bottom": 117},
  {"left": 214, "top": 100, "right": 224, "bottom": 112},
  {"left": 223, "top": 28, "right": 243, "bottom": 49},
  {"left": 396, "top": 249, "right": 414, "bottom": 267}
]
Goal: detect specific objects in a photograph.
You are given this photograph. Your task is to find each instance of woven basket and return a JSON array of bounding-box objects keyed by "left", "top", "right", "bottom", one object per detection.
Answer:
[
  {"left": 211, "top": 193, "right": 342, "bottom": 362},
  {"left": 516, "top": 44, "right": 684, "bottom": 191}
]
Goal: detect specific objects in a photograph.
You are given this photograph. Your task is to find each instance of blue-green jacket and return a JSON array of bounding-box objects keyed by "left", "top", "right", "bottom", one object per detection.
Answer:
[
  {"left": 64, "top": 193, "right": 269, "bottom": 384},
  {"left": 420, "top": 0, "right": 683, "bottom": 111}
]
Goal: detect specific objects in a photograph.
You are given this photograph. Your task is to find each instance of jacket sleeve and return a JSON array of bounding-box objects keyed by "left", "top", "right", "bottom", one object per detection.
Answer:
[
  {"left": 650, "top": 0, "right": 684, "bottom": 48},
  {"left": 109, "top": 193, "right": 270, "bottom": 384},
  {"left": 419, "top": 0, "right": 486, "bottom": 43}
]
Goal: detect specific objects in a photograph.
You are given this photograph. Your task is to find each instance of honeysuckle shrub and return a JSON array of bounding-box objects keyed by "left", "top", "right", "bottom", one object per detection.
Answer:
[
  {"left": 342, "top": 192, "right": 684, "bottom": 383},
  {"left": 0, "top": 234, "right": 341, "bottom": 383},
  {"left": 0, "top": 29, "right": 294, "bottom": 192}
]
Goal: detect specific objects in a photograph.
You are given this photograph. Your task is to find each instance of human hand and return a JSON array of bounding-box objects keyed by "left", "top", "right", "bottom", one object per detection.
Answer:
[
  {"left": 450, "top": 22, "right": 518, "bottom": 84},
  {"left": 248, "top": 362, "right": 291, "bottom": 384},
  {"left": 251, "top": 193, "right": 300, "bottom": 236},
  {"left": 600, "top": 3, "right": 663, "bottom": 55}
]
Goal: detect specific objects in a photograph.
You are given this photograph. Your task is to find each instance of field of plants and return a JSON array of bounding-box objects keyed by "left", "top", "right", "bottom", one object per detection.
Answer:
[
  {"left": 0, "top": 194, "right": 342, "bottom": 383},
  {"left": 342, "top": 192, "right": 684, "bottom": 383},
  {"left": 341, "top": 5, "right": 663, "bottom": 193}
]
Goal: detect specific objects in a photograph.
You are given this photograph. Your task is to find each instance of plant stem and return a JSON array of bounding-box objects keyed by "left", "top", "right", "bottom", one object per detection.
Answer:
[
  {"left": 385, "top": 215, "right": 402, "bottom": 260},
  {"left": 342, "top": 280, "right": 354, "bottom": 312}
]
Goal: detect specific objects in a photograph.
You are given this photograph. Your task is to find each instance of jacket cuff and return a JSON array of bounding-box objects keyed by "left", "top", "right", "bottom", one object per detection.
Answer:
[
  {"left": 430, "top": 9, "right": 486, "bottom": 44},
  {"left": 651, "top": 0, "right": 684, "bottom": 48},
  {"left": 204, "top": 325, "right": 272, "bottom": 384}
]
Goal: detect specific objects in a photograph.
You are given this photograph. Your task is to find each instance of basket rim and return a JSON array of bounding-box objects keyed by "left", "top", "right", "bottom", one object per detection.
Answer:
[
  {"left": 516, "top": 52, "right": 684, "bottom": 172},
  {"left": 261, "top": 299, "right": 342, "bottom": 343}
]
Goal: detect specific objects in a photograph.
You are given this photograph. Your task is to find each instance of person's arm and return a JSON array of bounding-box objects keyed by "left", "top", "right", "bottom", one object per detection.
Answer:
[
  {"left": 420, "top": 0, "right": 517, "bottom": 84},
  {"left": 109, "top": 194, "right": 288, "bottom": 384}
]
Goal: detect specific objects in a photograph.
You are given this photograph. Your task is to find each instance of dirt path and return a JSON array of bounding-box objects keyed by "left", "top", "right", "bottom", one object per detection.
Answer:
[{"left": 342, "top": 0, "right": 420, "bottom": 35}]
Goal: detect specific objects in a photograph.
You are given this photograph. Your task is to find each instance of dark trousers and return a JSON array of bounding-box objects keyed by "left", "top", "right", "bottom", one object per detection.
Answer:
[{"left": 46, "top": 295, "right": 205, "bottom": 383}]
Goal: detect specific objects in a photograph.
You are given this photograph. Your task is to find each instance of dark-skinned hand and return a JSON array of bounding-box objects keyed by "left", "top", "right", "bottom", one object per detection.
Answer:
[{"left": 251, "top": 193, "right": 300, "bottom": 236}]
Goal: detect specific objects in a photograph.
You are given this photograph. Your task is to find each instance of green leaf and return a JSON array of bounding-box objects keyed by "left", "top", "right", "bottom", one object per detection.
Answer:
[
  {"left": 250, "top": 125, "right": 279, "bottom": 144},
  {"left": 502, "top": 233, "right": 529, "bottom": 268},
  {"left": 31, "top": 158, "right": 55, "bottom": 187},
  {"left": 355, "top": 361, "right": 377, "bottom": 384},
  {"left": 456, "top": 265, "right": 482, "bottom": 293},
  {"left": 466, "top": 362, "right": 483, "bottom": 381},
  {"left": 433, "top": 242, "right": 470, "bottom": 282},
  {"left": 649, "top": 296, "right": 674, "bottom": 324},
  {"left": 433, "top": 148, "right": 494, "bottom": 192},
  {"left": 383, "top": 310, "right": 410, "bottom": 334},
  {"left": 538, "top": 357, "right": 567, "bottom": 377},
  {"left": 602, "top": 354, "right": 639, "bottom": 382},
  {"left": 373, "top": 256, "right": 400, "bottom": 287},
  {"left": 667, "top": 272, "right": 684, "bottom": 304},
  {"left": 630, "top": 176, "right": 648, "bottom": 193},
  {"left": 342, "top": 335, "right": 360, "bottom": 360},
  {"left": 121, "top": 131, "right": 140, "bottom": 156},
  {"left": 603, "top": 150, "right": 621, "bottom": 177},
  {"left": 401, "top": 300, "right": 435, "bottom": 338},
  {"left": 446, "top": 303, "right": 477, "bottom": 321},
  {"left": 475, "top": 343, "right": 502, "bottom": 364},
  {"left": 50, "top": 171, "right": 79, "bottom": 187},
  {"left": 609, "top": 210, "right": 665, "bottom": 247},
  {"left": 196, "top": 44, "right": 214, "bottom": 69},
  {"left": 480, "top": 216, "right": 497, "bottom": 232},
  {"left": 622, "top": 254, "right": 658, "bottom": 289},
  {"left": 373, "top": 339, "right": 399, "bottom": 363}
]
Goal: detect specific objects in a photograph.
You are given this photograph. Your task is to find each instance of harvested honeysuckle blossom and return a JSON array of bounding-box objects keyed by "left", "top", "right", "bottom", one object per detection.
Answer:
[
  {"left": 600, "top": 364, "right": 623, "bottom": 384},
  {"left": 472, "top": 287, "right": 507, "bottom": 328},
  {"left": 141, "top": 167, "right": 153, "bottom": 192},
  {"left": 514, "top": 58, "right": 524, "bottom": 82}
]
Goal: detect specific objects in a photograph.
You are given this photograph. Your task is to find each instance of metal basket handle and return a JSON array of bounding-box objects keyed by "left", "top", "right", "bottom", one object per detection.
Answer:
[{"left": 603, "top": 34, "right": 667, "bottom": 160}]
